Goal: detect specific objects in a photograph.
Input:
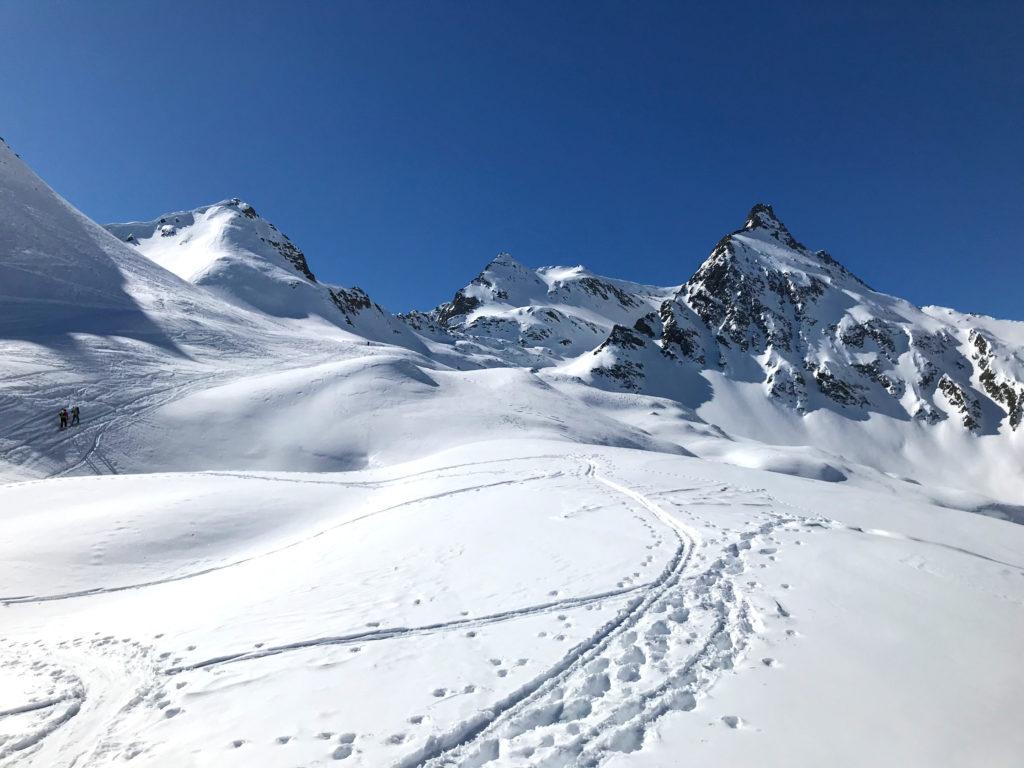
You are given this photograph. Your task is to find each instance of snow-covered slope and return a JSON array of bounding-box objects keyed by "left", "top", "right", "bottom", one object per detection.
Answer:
[
  {"left": 408, "top": 204, "right": 1024, "bottom": 503},
  {"left": 404, "top": 254, "right": 677, "bottom": 367},
  {"left": 105, "top": 201, "right": 422, "bottom": 348},
  {"left": 0, "top": 139, "right": 668, "bottom": 479},
  {"left": 2, "top": 442, "right": 1021, "bottom": 768},
  {"left": 2, "top": 139, "right": 1024, "bottom": 768}
]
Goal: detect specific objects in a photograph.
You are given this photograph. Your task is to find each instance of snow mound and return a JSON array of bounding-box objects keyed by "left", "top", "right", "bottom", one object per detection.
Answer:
[{"left": 718, "top": 445, "right": 848, "bottom": 483}]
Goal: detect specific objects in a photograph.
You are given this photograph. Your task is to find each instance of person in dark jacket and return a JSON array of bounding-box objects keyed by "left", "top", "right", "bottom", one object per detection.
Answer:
[
  {"left": 59, "top": 408, "right": 68, "bottom": 430},
  {"left": 70, "top": 405, "right": 80, "bottom": 426}
]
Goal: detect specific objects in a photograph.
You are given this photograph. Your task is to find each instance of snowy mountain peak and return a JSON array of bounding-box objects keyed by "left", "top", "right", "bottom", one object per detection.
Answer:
[
  {"left": 104, "top": 200, "right": 423, "bottom": 347},
  {"left": 486, "top": 251, "right": 528, "bottom": 271},
  {"left": 107, "top": 199, "right": 317, "bottom": 284}
]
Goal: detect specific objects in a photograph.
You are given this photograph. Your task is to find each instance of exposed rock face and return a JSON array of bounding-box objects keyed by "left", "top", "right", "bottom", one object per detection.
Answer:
[
  {"left": 436, "top": 292, "right": 483, "bottom": 326},
  {"left": 328, "top": 286, "right": 375, "bottom": 324},
  {"left": 939, "top": 374, "right": 982, "bottom": 431},
  {"left": 420, "top": 254, "right": 676, "bottom": 365},
  {"left": 411, "top": 203, "right": 1024, "bottom": 434},
  {"left": 971, "top": 332, "right": 1024, "bottom": 428}
]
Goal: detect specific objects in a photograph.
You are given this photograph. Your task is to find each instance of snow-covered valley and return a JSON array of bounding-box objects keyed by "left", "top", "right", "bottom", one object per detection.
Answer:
[{"left": 1, "top": 136, "right": 1023, "bottom": 767}]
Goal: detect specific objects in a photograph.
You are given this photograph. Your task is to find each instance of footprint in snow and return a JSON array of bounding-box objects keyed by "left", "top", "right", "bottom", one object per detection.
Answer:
[{"left": 432, "top": 688, "right": 446, "bottom": 697}]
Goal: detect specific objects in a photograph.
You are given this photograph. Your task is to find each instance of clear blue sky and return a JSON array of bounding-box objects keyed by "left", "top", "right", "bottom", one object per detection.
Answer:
[{"left": 3, "top": 1, "right": 1022, "bottom": 316}]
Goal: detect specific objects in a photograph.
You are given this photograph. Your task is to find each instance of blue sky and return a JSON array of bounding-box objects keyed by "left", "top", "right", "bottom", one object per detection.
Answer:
[{"left": 3, "top": 1, "right": 1022, "bottom": 315}]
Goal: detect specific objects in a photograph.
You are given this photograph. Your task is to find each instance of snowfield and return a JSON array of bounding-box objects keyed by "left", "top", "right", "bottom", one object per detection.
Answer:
[
  {"left": 3, "top": 443, "right": 1023, "bottom": 767},
  {"left": 2, "top": 137, "right": 1023, "bottom": 767}
]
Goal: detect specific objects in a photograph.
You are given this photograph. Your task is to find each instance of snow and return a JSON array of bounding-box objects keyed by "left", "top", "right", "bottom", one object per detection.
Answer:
[
  {"left": 2, "top": 443, "right": 1022, "bottom": 767},
  {"left": 2, "top": 138, "right": 1023, "bottom": 767}
]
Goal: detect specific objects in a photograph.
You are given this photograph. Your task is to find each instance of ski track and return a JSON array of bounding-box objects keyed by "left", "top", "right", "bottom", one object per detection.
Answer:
[
  {"left": 0, "top": 639, "right": 159, "bottom": 766},
  {"left": 165, "top": 584, "right": 649, "bottom": 675},
  {"left": 396, "top": 459, "right": 802, "bottom": 768},
  {"left": 0, "top": 456, "right": 812, "bottom": 767},
  {"left": 0, "top": 470, "right": 560, "bottom": 605}
]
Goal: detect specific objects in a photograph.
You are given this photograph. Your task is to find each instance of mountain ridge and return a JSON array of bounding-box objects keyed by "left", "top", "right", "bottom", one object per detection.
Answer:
[{"left": 4, "top": 136, "right": 1023, "bottom": 507}]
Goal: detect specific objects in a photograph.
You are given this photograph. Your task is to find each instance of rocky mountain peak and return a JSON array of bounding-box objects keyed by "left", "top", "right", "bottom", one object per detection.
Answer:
[
  {"left": 740, "top": 203, "right": 806, "bottom": 251},
  {"left": 484, "top": 252, "right": 528, "bottom": 272},
  {"left": 743, "top": 203, "right": 786, "bottom": 232}
]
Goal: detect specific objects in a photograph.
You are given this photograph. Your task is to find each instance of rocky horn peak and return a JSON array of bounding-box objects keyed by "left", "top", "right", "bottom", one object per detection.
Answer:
[
  {"left": 743, "top": 203, "right": 788, "bottom": 233},
  {"left": 485, "top": 252, "right": 526, "bottom": 270},
  {"left": 741, "top": 203, "right": 806, "bottom": 251}
]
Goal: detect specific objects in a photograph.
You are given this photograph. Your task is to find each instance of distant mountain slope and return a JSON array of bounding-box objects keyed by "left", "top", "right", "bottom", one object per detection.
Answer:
[
  {"left": 106, "top": 202, "right": 422, "bottom": 348},
  {"left": 579, "top": 203, "right": 1024, "bottom": 435},
  {"left": 0, "top": 138, "right": 232, "bottom": 346},
  {"left": 3, "top": 136, "right": 1024, "bottom": 507},
  {"left": 404, "top": 253, "right": 678, "bottom": 366}
]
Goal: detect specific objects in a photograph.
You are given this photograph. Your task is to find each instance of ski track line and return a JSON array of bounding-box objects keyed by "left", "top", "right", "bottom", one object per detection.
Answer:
[
  {"left": 398, "top": 460, "right": 700, "bottom": 768},
  {"left": 201, "top": 453, "right": 572, "bottom": 490},
  {"left": 0, "top": 371, "right": 207, "bottom": 469},
  {"left": 165, "top": 584, "right": 649, "bottom": 675},
  {"left": 0, "top": 643, "right": 158, "bottom": 766},
  {"left": 0, "top": 697, "right": 67, "bottom": 719},
  {"left": 0, "top": 472, "right": 559, "bottom": 605},
  {"left": 407, "top": 461, "right": 801, "bottom": 768},
  {"left": 51, "top": 370, "right": 230, "bottom": 479},
  {"left": 842, "top": 524, "right": 1024, "bottom": 571}
]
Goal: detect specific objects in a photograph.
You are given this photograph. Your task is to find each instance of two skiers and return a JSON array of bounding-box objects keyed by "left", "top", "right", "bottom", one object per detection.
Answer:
[{"left": 58, "top": 405, "right": 80, "bottom": 430}]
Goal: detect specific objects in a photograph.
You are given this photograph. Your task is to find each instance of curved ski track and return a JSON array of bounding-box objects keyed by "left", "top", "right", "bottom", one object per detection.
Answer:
[
  {"left": 1, "top": 469, "right": 560, "bottom": 605},
  {"left": 1, "top": 455, "right": 806, "bottom": 768}
]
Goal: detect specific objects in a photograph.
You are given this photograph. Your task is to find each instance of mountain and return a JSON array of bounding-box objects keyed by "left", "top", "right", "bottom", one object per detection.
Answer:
[
  {"left": 0, "top": 140, "right": 670, "bottom": 479},
  {"left": 2, "top": 140, "right": 1024, "bottom": 768},
  {"left": 404, "top": 253, "right": 678, "bottom": 368},
  {"left": 412, "top": 204, "right": 1024, "bottom": 505},
  {"left": 420, "top": 204, "right": 1024, "bottom": 435},
  {"left": 654, "top": 203, "right": 1024, "bottom": 432},
  {"left": 105, "top": 201, "right": 421, "bottom": 348}
]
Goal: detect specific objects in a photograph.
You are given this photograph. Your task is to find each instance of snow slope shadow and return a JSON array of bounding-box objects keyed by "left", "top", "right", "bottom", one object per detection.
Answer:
[{"left": 0, "top": 139, "right": 188, "bottom": 354}]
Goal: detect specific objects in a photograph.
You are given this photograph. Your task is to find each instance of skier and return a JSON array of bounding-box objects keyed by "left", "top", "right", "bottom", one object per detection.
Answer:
[
  {"left": 58, "top": 408, "right": 68, "bottom": 430},
  {"left": 70, "top": 405, "right": 80, "bottom": 426}
]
